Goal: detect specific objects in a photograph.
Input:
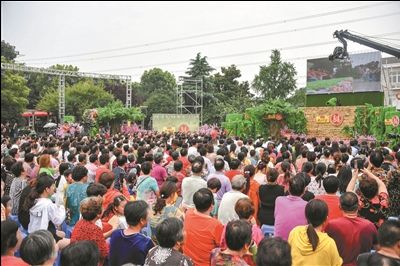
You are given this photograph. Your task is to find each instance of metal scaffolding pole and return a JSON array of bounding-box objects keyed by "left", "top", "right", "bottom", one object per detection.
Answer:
[
  {"left": 126, "top": 81, "right": 132, "bottom": 108},
  {"left": 58, "top": 75, "right": 65, "bottom": 124},
  {"left": 176, "top": 76, "right": 203, "bottom": 125}
]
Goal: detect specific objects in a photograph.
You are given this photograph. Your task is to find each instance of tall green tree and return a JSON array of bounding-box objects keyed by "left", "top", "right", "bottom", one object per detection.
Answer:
[
  {"left": 1, "top": 41, "right": 30, "bottom": 122},
  {"left": 1, "top": 40, "right": 19, "bottom": 62},
  {"left": 140, "top": 68, "right": 176, "bottom": 96},
  {"left": 144, "top": 92, "right": 176, "bottom": 128},
  {"left": 253, "top": 50, "right": 297, "bottom": 100},
  {"left": 131, "top": 82, "right": 146, "bottom": 107},
  {"left": 184, "top": 53, "right": 216, "bottom": 124},
  {"left": 186, "top": 52, "right": 215, "bottom": 79},
  {"left": 210, "top": 65, "right": 254, "bottom": 124},
  {"left": 1, "top": 71, "right": 30, "bottom": 122},
  {"left": 139, "top": 68, "right": 177, "bottom": 126},
  {"left": 36, "top": 80, "right": 114, "bottom": 121}
]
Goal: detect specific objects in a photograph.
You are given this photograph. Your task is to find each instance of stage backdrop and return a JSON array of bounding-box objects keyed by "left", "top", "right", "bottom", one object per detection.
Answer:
[
  {"left": 302, "top": 106, "right": 357, "bottom": 139},
  {"left": 152, "top": 114, "right": 199, "bottom": 133}
]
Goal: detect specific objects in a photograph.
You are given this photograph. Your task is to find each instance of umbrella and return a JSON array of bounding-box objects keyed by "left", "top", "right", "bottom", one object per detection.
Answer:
[{"left": 43, "top": 122, "right": 57, "bottom": 129}]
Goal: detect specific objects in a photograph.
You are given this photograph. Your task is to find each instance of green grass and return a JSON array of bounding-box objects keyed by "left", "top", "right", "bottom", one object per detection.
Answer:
[{"left": 306, "top": 77, "right": 349, "bottom": 90}]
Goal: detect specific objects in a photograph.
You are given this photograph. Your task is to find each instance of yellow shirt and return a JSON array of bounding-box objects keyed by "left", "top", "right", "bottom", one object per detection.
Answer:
[{"left": 288, "top": 225, "right": 343, "bottom": 266}]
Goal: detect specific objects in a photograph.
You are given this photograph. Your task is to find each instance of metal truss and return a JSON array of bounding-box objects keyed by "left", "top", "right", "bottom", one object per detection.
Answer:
[{"left": 1, "top": 63, "right": 132, "bottom": 123}]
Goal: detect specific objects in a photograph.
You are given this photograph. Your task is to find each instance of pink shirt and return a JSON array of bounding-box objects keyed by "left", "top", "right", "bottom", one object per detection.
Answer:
[
  {"left": 151, "top": 163, "right": 168, "bottom": 188},
  {"left": 274, "top": 195, "right": 307, "bottom": 240}
]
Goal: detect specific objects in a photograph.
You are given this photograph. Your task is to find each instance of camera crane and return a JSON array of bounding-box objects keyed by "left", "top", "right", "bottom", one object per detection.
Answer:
[{"left": 329, "top": 30, "right": 400, "bottom": 61}]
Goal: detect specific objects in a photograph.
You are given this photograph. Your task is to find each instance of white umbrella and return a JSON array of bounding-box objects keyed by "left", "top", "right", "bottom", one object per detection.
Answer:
[{"left": 43, "top": 122, "right": 57, "bottom": 128}]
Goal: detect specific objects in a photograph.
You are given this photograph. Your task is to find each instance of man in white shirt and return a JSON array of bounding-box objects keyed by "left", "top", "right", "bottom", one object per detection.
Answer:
[
  {"left": 217, "top": 174, "right": 249, "bottom": 225},
  {"left": 188, "top": 139, "right": 199, "bottom": 157},
  {"left": 182, "top": 161, "right": 207, "bottom": 209}
]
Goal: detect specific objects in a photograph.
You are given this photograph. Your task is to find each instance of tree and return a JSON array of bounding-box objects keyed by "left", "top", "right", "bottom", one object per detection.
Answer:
[
  {"left": 1, "top": 40, "right": 19, "bottom": 62},
  {"left": 186, "top": 52, "right": 215, "bottom": 79},
  {"left": 139, "top": 68, "right": 177, "bottom": 127},
  {"left": 1, "top": 71, "right": 30, "bottom": 122},
  {"left": 140, "top": 68, "right": 176, "bottom": 96},
  {"left": 207, "top": 65, "right": 254, "bottom": 124},
  {"left": 96, "top": 100, "right": 144, "bottom": 133},
  {"left": 131, "top": 82, "right": 146, "bottom": 107},
  {"left": 253, "top": 50, "right": 297, "bottom": 100},
  {"left": 36, "top": 80, "right": 114, "bottom": 121},
  {"left": 287, "top": 87, "right": 306, "bottom": 107},
  {"left": 144, "top": 92, "right": 176, "bottom": 128}
]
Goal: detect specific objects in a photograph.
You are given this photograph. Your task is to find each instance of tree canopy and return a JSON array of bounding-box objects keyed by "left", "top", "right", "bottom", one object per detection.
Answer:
[
  {"left": 37, "top": 79, "right": 114, "bottom": 121},
  {"left": 1, "top": 71, "right": 30, "bottom": 122},
  {"left": 186, "top": 52, "right": 215, "bottom": 79},
  {"left": 253, "top": 49, "right": 297, "bottom": 101},
  {"left": 1, "top": 40, "right": 19, "bottom": 62},
  {"left": 96, "top": 100, "right": 144, "bottom": 125}
]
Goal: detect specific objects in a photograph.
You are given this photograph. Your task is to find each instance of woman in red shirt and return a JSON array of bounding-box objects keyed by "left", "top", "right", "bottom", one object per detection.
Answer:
[
  {"left": 71, "top": 196, "right": 109, "bottom": 264},
  {"left": 243, "top": 165, "right": 260, "bottom": 224}
]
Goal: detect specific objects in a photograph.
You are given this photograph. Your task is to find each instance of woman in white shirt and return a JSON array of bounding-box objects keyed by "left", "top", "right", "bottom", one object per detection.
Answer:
[{"left": 25, "top": 174, "right": 68, "bottom": 248}]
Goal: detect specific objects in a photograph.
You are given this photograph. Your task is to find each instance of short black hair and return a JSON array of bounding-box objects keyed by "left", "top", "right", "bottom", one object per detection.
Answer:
[
  {"left": 302, "top": 161, "right": 314, "bottom": 173},
  {"left": 191, "top": 161, "right": 203, "bottom": 174},
  {"left": 141, "top": 161, "right": 152, "bottom": 175},
  {"left": 193, "top": 188, "right": 214, "bottom": 212},
  {"left": 323, "top": 175, "right": 339, "bottom": 194},
  {"left": 171, "top": 151, "right": 180, "bottom": 160},
  {"left": 180, "top": 148, "right": 188, "bottom": 157},
  {"left": 99, "top": 154, "right": 109, "bottom": 165},
  {"left": 257, "top": 237, "right": 292, "bottom": 266},
  {"left": 89, "top": 154, "right": 98, "bottom": 163},
  {"left": 60, "top": 240, "right": 99, "bottom": 266},
  {"left": 124, "top": 200, "right": 149, "bottom": 226},
  {"left": 289, "top": 174, "right": 306, "bottom": 196},
  {"left": 229, "top": 159, "right": 241, "bottom": 170},
  {"left": 267, "top": 168, "right": 279, "bottom": 182},
  {"left": 225, "top": 220, "right": 252, "bottom": 251},
  {"left": 214, "top": 158, "right": 225, "bottom": 171},
  {"left": 154, "top": 153, "right": 163, "bottom": 164},
  {"left": 378, "top": 220, "right": 400, "bottom": 247},
  {"left": 359, "top": 178, "right": 378, "bottom": 199},
  {"left": 207, "top": 177, "right": 221, "bottom": 191},
  {"left": 72, "top": 165, "right": 88, "bottom": 181},
  {"left": 340, "top": 192, "right": 359, "bottom": 212},
  {"left": 173, "top": 160, "right": 183, "bottom": 172},
  {"left": 1, "top": 220, "right": 19, "bottom": 255},
  {"left": 155, "top": 217, "right": 184, "bottom": 248},
  {"left": 307, "top": 151, "right": 317, "bottom": 162},
  {"left": 24, "top": 152, "right": 35, "bottom": 163},
  {"left": 20, "top": 230, "right": 56, "bottom": 265},
  {"left": 59, "top": 162, "right": 70, "bottom": 176},
  {"left": 78, "top": 154, "right": 87, "bottom": 163},
  {"left": 86, "top": 183, "right": 107, "bottom": 197},
  {"left": 117, "top": 155, "right": 128, "bottom": 166},
  {"left": 369, "top": 149, "right": 384, "bottom": 168},
  {"left": 11, "top": 161, "right": 24, "bottom": 177}
]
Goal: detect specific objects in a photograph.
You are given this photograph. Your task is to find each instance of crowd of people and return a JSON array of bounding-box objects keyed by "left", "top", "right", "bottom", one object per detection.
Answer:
[{"left": 1, "top": 129, "right": 399, "bottom": 266}]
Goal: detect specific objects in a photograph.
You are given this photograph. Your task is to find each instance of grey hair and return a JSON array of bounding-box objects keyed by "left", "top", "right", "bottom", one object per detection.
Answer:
[{"left": 20, "top": 230, "right": 57, "bottom": 265}]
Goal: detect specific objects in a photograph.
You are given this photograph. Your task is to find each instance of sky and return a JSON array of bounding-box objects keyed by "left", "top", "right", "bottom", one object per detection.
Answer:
[{"left": 2, "top": 1, "right": 400, "bottom": 88}]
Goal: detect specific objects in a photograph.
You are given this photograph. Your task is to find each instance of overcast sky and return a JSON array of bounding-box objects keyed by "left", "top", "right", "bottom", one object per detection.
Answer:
[{"left": 2, "top": 1, "right": 399, "bottom": 88}]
